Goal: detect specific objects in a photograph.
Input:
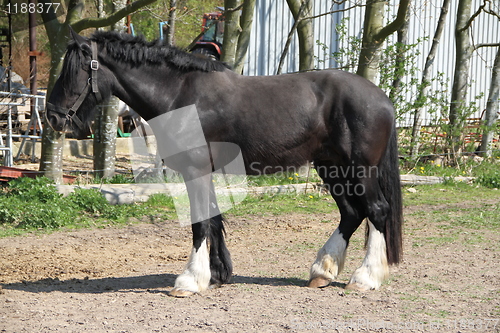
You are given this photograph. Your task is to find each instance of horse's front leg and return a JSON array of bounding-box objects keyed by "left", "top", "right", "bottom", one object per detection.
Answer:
[
  {"left": 169, "top": 173, "right": 211, "bottom": 297},
  {"left": 169, "top": 172, "right": 232, "bottom": 297}
]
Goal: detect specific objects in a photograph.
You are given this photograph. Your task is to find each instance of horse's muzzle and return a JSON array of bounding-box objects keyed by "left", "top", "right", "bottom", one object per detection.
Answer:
[{"left": 45, "top": 102, "right": 69, "bottom": 132}]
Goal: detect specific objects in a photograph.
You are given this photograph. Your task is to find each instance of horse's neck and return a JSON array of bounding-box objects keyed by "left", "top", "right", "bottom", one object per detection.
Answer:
[{"left": 110, "top": 63, "right": 184, "bottom": 120}]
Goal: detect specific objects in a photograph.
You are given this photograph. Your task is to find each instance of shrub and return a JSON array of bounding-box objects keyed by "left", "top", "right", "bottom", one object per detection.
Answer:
[
  {"left": 475, "top": 170, "right": 500, "bottom": 189},
  {"left": 67, "top": 187, "right": 110, "bottom": 214},
  {"left": 6, "top": 176, "right": 62, "bottom": 203}
]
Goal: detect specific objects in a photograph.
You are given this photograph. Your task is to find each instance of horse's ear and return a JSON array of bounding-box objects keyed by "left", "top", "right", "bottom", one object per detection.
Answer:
[{"left": 69, "top": 26, "right": 89, "bottom": 48}]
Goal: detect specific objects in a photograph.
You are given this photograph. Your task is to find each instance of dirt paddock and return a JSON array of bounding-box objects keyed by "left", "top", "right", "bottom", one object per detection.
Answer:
[{"left": 0, "top": 201, "right": 499, "bottom": 332}]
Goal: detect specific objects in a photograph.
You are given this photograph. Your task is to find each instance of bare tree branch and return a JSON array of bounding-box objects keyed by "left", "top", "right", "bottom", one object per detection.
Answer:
[
  {"left": 277, "top": 1, "right": 306, "bottom": 75},
  {"left": 71, "top": 0, "right": 158, "bottom": 32},
  {"left": 462, "top": 0, "right": 499, "bottom": 32},
  {"left": 474, "top": 43, "right": 500, "bottom": 49},
  {"left": 225, "top": 3, "right": 244, "bottom": 13},
  {"left": 331, "top": 0, "right": 349, "bottom": 4},
  {"left": 483, "top": 0, "right": 500, "bottom": 19},
  {"left": 410, "top": 0, "right": 451, "bottom": 158},
  {"left": 277, "top": 1, "right": 365, "bottom": 74},
  {"left": 376, "top": 0, "right": 411, "bottom": 41},
  {"left": 461, "top": 0, "right": 487, "bottom": 31},
  {"left": 302, "top": 2, "right": 365, "bottom": 21}
]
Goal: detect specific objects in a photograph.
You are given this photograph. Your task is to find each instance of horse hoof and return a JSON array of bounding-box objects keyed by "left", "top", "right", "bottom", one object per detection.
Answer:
[
  {"left": 345, "top": 282, "right": 371, "bottom": 291},
  {"left": 209, "top": 283, "right": 221, "bottom": 290},
  {"left": 168, "top": 288, "right": 195, "bottom": 298},
  {"left": 307, "top": 277, "right": 331, "bottom": 288}
]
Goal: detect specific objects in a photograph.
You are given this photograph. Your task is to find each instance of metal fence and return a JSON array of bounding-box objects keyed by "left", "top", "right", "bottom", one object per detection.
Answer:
[
  {"left": 243, "top": 0, "right": 500, "bottom": 130},
  {"left": 0, "top": 91, "right": 44, "bottom": 166}
]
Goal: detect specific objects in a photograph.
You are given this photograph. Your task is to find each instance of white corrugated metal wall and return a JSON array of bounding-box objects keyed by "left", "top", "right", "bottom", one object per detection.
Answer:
[{"left": 243, "top": 0, "right": 500, "bottom": 127}]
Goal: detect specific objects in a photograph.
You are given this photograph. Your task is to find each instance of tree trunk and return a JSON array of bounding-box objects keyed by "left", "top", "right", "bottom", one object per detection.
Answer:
[
  {"left": 286, "top": 0, "right": 314, "bottom": 71},
  {"left": 389, "top": 13, "right": 409, "bottom": 102},
  {"left": 39, "top": 15, "right": 73, "bottom": 184},
  {"left": 479, "top": 46, "right": 500, "bottom": 157},
  {"left": 39, "top": 129, "right": 65, "bottom": 183},
  {"left": 221, "top": 0, "right": 241, "bottom": 68},
  {"left": 356, "top": 0, "right": 386, "bottom": 82},
  {"left": 356, "top": 0, "right": 410, "bottom": 83},
  {"left": 410, "top": 0, "right": 450, "bottom": 158},
  {"left": 111, "top": 0, "right": 127, "bottom": 31},
  {"left": 233, "top": 0, "right": 255, "bottom": 74},
  {"left": 94, "top": 98, "right": 119, "bottom": 179},
  {"left": 165, "top": 0, "right": 177, "bottom": 45},
  {"left": 93, "top": 0, "right": 128, "bottom": 180},
  {"left": 97, "top": 0, "right": 105, "bottom": 18},
  {"left": 449, "top": 0, "right": 473, "bottom": 156}
]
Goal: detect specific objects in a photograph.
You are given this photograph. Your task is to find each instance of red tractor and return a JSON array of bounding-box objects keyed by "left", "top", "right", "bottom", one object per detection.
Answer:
[{"left": 190, "top": 11, "right": 224, "bottom": 60}]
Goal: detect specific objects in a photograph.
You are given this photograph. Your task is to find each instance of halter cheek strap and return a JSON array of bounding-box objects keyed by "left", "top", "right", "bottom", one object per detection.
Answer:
[{"left": 91, "top": 41, "right": 101, "bottom": 102}]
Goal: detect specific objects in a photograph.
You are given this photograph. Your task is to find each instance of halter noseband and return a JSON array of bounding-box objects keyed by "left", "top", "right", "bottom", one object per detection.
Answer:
[{"left": 47, "top": 41, "right": 101, "bottom": 130}]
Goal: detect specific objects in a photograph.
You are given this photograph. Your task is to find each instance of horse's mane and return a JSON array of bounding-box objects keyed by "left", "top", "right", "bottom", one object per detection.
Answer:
[
  {"left": 90, "top": 31, "right": 230, "bottom": 72},
  {"left": 60, "top": 42, "right": 89, "bottom": 92}
]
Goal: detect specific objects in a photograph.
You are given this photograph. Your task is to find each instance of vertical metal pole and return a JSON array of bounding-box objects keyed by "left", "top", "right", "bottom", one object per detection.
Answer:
[
  {"left": 7, "top": 0, "right": 11, "bottom": 93},
  {"left": 31, "top": 97, "right": 38, "bottom": 161},
  {"left": 29, "top": 0, "right": 37, "bottom": 99},
  {"left": 29, "top": 0, "right": 38, "bottom": 163},
  {"left": 4, "top": 1, "right": 13, "bottom": 166},
  {"left": 127, "top": 0, "right": 132, "bottom": 34},
  {"left": 6, "top": 104, "right": 12, "bottom": 166}
]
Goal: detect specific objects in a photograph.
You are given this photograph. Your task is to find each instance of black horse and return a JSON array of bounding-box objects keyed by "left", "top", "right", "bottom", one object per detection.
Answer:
[{"left": 46, "top": 30, "right": 402, "bottom": 297}]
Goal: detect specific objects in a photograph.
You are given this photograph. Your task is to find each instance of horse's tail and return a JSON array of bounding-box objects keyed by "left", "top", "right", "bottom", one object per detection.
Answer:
[{"left": 378, "top": 124, "right": 403, "bottom": 265}]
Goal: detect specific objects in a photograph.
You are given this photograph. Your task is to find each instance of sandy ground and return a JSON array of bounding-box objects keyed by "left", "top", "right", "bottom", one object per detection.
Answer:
[{"left": 0, "top": 195, "right": 499, "bottom": 333}]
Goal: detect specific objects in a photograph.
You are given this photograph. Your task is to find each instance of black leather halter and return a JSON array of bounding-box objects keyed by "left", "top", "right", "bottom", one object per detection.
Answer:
[{"left": 47, "top": 41, "right": 101, "bottom": 130}]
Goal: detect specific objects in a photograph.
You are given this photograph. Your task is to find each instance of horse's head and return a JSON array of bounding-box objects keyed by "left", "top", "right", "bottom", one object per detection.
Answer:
[{"left": 46, "top": 28, "right": 110, "bottom": 138}]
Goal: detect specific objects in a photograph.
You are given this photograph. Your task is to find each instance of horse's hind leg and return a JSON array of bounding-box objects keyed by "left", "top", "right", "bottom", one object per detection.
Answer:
[
  {"left": 308, "top": 195, "right": 365, "bottom": 288},
  {"left": 308, "top": 163, "right": 391, "bottom": 290},
  {"left": 345, "top": 175, "right": 390, "bottom": 291},
  {"left": 346, "top": 221, "right": 389, "bottom": 291},
  {"left": 308, "top": 165, "right": 366, "bottom": 288}
]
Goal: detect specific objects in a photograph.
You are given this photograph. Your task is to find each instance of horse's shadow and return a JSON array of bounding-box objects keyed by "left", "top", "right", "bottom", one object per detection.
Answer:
[{"left": 1, "top": 274, "right": 346, "bottom": 294}]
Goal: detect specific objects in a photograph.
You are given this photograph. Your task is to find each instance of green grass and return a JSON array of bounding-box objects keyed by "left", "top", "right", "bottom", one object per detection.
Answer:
[
  {"left": 403, "top": 182, "right": 500, "bottom": 207},
  {"left": 0, "top": 177, "right": 176, "bottom": 238},
  {"left": 226, "top": 192, "right": 336, "bottom": 216},
  {"left": 402, "top": 150, "right": 500, "bottom": 175},
  {"left": 1, "top": 171, "right": 500, "bottom": 238},
  {"left": 245, "top": 171, "right": 321, "bottom": 187},
  {"left": 404, "top": 184, "right": 500, "bottom": 235}
]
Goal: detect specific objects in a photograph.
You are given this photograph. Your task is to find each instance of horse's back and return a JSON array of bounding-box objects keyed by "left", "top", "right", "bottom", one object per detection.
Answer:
[
  {"left": 304, "top": 70, "right": 395, "bottom": 166},
  {"left": 194, "top": 69, "right": 395, "bottom": 171},
  {"left": 228, "top": 69, "right": 394, "bottom": 128}
]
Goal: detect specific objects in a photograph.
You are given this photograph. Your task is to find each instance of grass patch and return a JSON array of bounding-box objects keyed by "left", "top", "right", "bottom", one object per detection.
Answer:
[
  {"left": 404, "top": 186, "right": 500, "bottom": 232},
  {"left": 0, "top": 177, "right": 176, "bottom": 238},
  {"left": 402, "top": 152, "right": 500, "bottom": 177},
  {"left": 226, "top": 192, "right": 336, "bottom": 217},
  {"left": 451, "top": 207, "right": 500, "bottom": 230},
  {"left": 403, "top": 182, "right": 500, "bottom": 207},
  {"left": 245, "top": 171, "right": 321, "bottom": 187},
  {"left": 1, "top": 173, "right": 500, "bottom": 238}
]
